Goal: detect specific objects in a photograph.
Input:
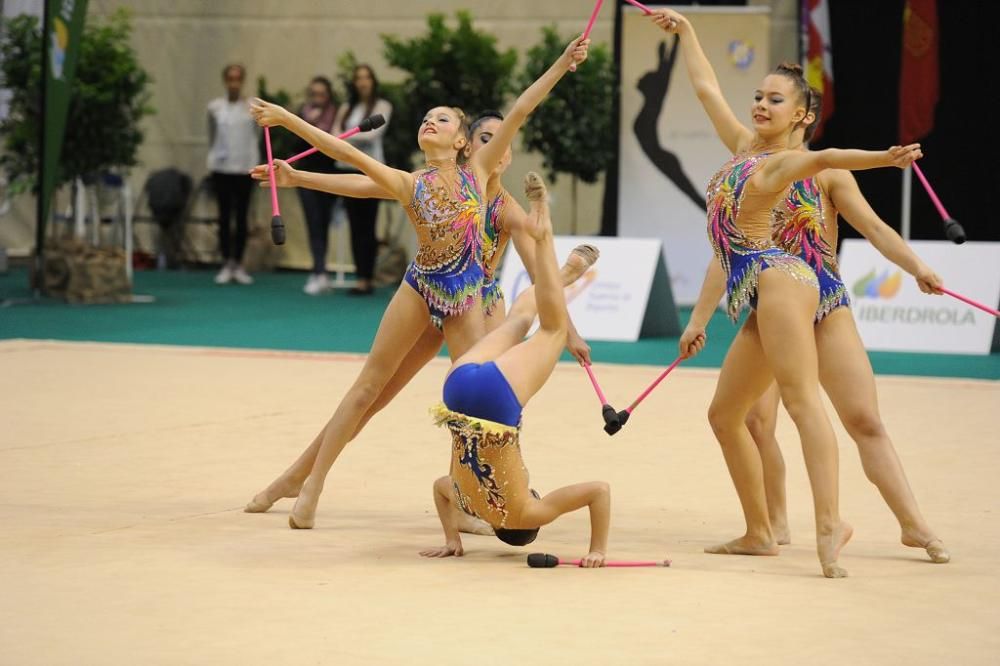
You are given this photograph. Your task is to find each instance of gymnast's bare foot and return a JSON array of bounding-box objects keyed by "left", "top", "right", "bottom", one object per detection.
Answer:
[
  {"left": 244, "top": 478, "right": 302, "bottom": 513},
  {"left": 817, "top": 521, "right": 853, "bottom": 578},
  {"left": 523, "top": 172, "right": 552, "bottom": 241},
  {"left": 457, "top": 512, "right": 495, "bottom": 536},
  {"left": 704, "top": 534, "right": 779, "bottom": 556},
  {"left": 772, "top": 520, "right": 791, "bottom": 546},
  {"left": 902, "top": 529, "right": 950, "bottom": 563},
  {"left": 561, "top": 245, "right": 600, "bottom": 285},
  {"left": 288, "top": 479, "right": 321, "bottom": 529}
]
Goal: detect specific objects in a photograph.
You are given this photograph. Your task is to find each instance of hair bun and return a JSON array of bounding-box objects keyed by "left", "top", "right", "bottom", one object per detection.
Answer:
[{"left": 776, "top": 62, "right": 804, "bottom": 76}]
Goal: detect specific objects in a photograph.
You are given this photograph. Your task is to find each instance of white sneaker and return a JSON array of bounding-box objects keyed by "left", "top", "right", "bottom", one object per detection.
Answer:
[
  {"left": 303, "top": 273, "right": 329, "bottom": 296},
  {"left": 232, "top": 266, "right": 254, "bottom": 285},
  {"left": 214, "top": 265, "right": 234, "bottom": 284}
]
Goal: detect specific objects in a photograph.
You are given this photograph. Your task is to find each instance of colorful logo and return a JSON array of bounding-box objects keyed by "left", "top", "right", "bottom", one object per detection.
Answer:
[
  {"left": 727, "top": 40, "right": 755, "bottom": 70},
  {"left": 852, "top": 268, "right": 902, "bottom": 299},
  {"left": 50, "top": 18, "right": 69, "bottom": 80}
]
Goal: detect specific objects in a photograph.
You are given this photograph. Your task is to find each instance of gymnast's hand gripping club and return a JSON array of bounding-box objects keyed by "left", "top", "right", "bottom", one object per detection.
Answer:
[
  {"left": 264, "top": 114, "right": 387, "bottom": 245},
  {"left": 527, "top": 553, "right": 670, "bottom": 568},
  {"left": 570, "top": 0, "right": 604, "bottom": 73}
]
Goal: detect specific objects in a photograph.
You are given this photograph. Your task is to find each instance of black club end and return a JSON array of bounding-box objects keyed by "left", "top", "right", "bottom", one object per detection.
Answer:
[
  {"left": 527, "top": 553, "right": 559, "bottom": 568},
  {"left": 944, "top": 218, "right": 966, "bottom": 244},
  {"left": 271, "top": 215, "right": 285, "bottom": 245}
]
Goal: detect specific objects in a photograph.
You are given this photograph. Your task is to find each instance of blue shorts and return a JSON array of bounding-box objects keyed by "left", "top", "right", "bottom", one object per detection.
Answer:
[{"left": 443, "top": 361, "right": 522, "bottom": 428}]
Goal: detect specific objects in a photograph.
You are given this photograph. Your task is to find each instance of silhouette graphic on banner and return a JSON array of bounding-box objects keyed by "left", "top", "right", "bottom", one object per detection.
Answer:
[{"left": 634, "top": 39, "right": 705, "bottom": 211}]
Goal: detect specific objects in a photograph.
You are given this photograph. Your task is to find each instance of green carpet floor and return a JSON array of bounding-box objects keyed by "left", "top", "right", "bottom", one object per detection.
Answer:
[{"left": 1, "top": 267, "right": 997, "bottom": 379}]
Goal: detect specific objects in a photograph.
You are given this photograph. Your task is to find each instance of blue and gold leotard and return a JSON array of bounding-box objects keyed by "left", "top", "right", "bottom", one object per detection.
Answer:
[
  {"left": 771, "top": 176, "right": 849, "bottom": 322},
  {"left": 480, "top": 188, "right": 513, "bottom": 317},
  {"left": 706, "top": 152, "right": 818, "bottom": 320},
  {"left": 403, "top": 163, "right": 487, "bottom": 329}
]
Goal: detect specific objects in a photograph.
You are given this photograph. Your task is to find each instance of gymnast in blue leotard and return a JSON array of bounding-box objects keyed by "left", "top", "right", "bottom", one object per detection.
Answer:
[{"left": 421, "top": 173, "right": 611, "bottom": 567}]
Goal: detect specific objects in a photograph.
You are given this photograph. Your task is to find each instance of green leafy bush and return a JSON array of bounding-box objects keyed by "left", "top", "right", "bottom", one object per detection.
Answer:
[{"left": 0, "top": 9, "right": 153, "bottom": 192}]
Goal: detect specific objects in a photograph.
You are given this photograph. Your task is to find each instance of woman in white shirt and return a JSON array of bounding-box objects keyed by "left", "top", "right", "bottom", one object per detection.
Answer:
[
  {"left": 333, "top": 65, "right": 392, "bottom": 295},
  {"left": 206, "top": 64, "right": 260, "bottom": 285}
]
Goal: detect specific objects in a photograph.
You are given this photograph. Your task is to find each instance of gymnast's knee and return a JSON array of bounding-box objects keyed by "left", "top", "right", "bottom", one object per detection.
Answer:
[
  {"left": 708, "top": 401, "right": 743, "bottom": 440},
  {"left": 744, "top": 409, "right": 775, "bottom": 443},
  {"left": 345, "top": 377, "right": 387, "bottom": 412},
  {"left": 773, "top": 388, "right": 821, "bottom": 426},
  {"left": 843, "top": 409, "right": 887, "bottom": 442}
]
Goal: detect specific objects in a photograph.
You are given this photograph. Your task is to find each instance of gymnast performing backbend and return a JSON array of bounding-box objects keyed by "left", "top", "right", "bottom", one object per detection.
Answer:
[{"left": 422, "top": 172, "right": 609, "bottom": 567}]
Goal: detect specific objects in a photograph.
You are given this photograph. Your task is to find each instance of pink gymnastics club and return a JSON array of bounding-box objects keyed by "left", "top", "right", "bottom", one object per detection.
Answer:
[
  {"left": 264, "top": 127, "right": 283, "bottom": 245},
  {"left": 528, "top": 553, "right": 670, "bottom": 568},
  {"left": 938, "top": 287, "right": 1000, "bottom": 317},
  {"left": 570, "top": 0, "right": 604, "bottom": 73},
  {"left": 911, "top": 162, "right": 966, "bottom": 244},
  {"left": 608, "top": 356, "right": 683, "bottom": 434},
  {"left": 584, "top": 364, "right": 621, "bottom": 435},
  {"left": 623, "top": 0, "right": 654, "bottom": 15},
  {"left": 283, "top": 114, "right": 387, "bottom": 165}
]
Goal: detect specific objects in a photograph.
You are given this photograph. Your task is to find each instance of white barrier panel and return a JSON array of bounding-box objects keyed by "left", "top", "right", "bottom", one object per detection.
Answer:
[
  {"left": 499, "top": 236, "right": 679, "bottom": 342},
  {"left": 838, "top": 240, "right": 1000, "bottom": 355},
  {"left": 618, "top": 6, "right": 771, "bottom": 305}
]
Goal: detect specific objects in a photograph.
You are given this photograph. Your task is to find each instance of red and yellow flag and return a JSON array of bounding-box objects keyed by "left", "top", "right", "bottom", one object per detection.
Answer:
[
  {"left": 899, "top": 0, "right": 939, "bottom": 144},
  {"left": 802, "top": 0, "right": 833, "bottom": 141}
]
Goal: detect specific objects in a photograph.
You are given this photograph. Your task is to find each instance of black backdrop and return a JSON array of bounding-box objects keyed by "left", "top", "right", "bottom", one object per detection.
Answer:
[{"left": 604, "top": 0, "right": 998, "bottom": 243}]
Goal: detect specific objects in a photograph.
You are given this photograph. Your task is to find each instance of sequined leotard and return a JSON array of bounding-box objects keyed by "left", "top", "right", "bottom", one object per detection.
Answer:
[
  {"left": 481, "top": 188, "right": 513, "bottom": 317},
  {"left": 431, "top": 360, "right": 536, "bottom": 533},
  {"left": 706, "top": 152, "right": 819, "bottom": 320},
  {"left": 403, "top": 163, "right": 487, "bottom": 329},
  {"left": 432, "top": 404, "right": 531, "bottom": 530},
  {"left": 771, "top": 176, "right": 849, "bottom": 322}
]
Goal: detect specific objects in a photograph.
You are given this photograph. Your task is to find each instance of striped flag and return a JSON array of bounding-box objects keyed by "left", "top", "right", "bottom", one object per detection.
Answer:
[{"left": 801, "top": 0, "right": 833, "bottom": 140}]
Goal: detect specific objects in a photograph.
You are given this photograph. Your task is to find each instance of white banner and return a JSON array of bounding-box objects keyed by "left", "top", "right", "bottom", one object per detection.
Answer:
[
  {"left": 618, "top": 6, "right": 771, "bottom": 305},
  {"left": 838, "top": 240, "right": 1000, "bottom": 355},
  {"left": 500, "top": 236, "right": 674, "bottom": 342}
]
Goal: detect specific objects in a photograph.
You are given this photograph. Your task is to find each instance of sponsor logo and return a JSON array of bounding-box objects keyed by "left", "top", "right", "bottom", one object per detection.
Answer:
[
  {"left": 855, "top": 304, "right": 976, "bottom": 326},
  {"left": 852, "top": 268, "right": 902, "bottom": 299},
  {"left": 851, "top": 267, "right": 978, "bottom": 326},
  {"left": 727, "top": 40, "right": 755, "bottom": 70}
]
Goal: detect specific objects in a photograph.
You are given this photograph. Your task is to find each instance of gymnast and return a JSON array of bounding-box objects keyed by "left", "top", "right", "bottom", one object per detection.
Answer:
[{"left": 421, "top": 173, "right": 610, "bottom": 567}]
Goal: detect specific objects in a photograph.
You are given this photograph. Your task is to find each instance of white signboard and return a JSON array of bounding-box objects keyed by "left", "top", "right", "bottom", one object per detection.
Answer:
[
  {"left": 500, "top": 236, "right": 678, "bottom": 342},
  {"left": 618, "top": 6, "right": 771, "bottom": 305},
  {"left": 838, "top": 240, "right": 1000, "bottom": 355}
]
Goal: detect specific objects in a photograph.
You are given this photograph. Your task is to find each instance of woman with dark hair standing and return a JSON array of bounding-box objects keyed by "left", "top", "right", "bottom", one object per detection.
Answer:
[
  {"left": 296, "top": 76, "right": 340, "bottom": 295},
  {"left": 333, "top": 65, "right": 392, "bottom": 295}
]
